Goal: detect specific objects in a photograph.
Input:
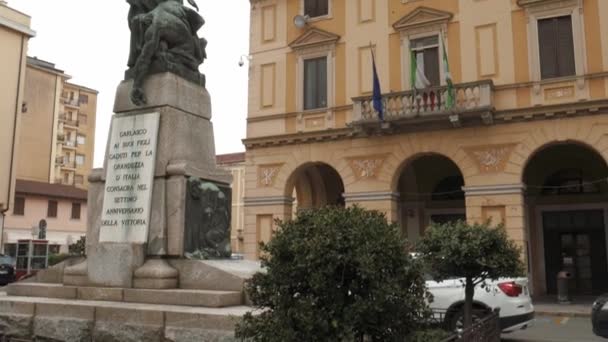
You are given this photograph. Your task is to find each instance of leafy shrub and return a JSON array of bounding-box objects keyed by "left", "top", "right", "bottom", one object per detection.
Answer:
[
  {"left": 48, "top": 253, "right": 71, "bottom": 266},
  {"left": 236, "top": 206, "right": 430, "bottom": 342}
]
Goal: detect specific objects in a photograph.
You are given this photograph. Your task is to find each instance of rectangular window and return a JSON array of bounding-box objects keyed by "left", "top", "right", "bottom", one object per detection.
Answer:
[
  {"left": 47, "top": 200, "right": 58, "bottom": 218},
  {"left": 14, "top": 197, "right": 25, "bottom": 216},
  {"left": 303, "top": 56, "right": 327, "bottom": 110},
  {"left": 76, "top": 154, "right": 85, "bottom": 166},
  {"left": 71, "top": 203, "right": 81, "bottom": 220},
  {"left": 78, "top": 114, "right": 87, "bottom": 125},
  {"left": 538, "top": 16, "right": 575, "bottom": 79},
  {"left": 78, "top": 94, "right": 88, "bottom": 104},
  {"left": 304, "top": 0, "right": 328, "bottom": 18},
  {"left": 75, "top": 175, "right": 84, "bottom": 185},
  {"left": 410, "top": 36, "right": 441, "bottom": 87},
  {"left": 4, "top": 243, "right": 16, "bottom": 258},
  {"left": 76, "top": 135, "right": 86, "bottom": 146}
]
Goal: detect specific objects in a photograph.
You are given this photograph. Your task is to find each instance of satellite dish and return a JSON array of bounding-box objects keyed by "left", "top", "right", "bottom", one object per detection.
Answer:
[{"left": 293, "top": 15, "right": 309, "bottom": 29}]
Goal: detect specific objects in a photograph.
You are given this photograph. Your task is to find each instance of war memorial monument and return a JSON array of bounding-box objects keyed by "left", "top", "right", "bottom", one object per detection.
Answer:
[{"left": 0, "top": 1, "right": 258, "bottom": 340}]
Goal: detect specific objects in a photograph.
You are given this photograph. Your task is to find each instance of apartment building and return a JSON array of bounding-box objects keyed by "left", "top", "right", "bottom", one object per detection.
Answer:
[
  {"left": 2, "top": 57, "right": 97, "bottom": 254},
  {"left": 0, "top": 1, "right": 34, "bottom": 250},
  {"left": 244, "top": 0, "right": 608, "bottom": 296},
  {"left": 20, "top": 57, "right": 97, "bottom": 190}
]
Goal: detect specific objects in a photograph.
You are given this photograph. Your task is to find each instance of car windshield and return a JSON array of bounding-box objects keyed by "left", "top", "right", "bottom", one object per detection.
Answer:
[{"left": 0, "top": 255, "right": 15, "bottom": 265}]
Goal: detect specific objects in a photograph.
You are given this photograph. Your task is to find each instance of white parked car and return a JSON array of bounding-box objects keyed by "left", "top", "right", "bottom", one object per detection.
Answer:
[{"left": 426, "top": 277, "right": 535, "bottom": 333}]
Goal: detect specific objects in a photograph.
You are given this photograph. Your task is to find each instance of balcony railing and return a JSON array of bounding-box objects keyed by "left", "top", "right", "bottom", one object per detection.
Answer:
[
  {"left": 352, "top": 80, "right": 494, "bottom": 127},
  {"left": 59, "top": 114, "right": 79, "bottom": 127},
  {"left": 63, "top": 140, "right": 77, "bottom": 148},
  {"left": 62, "top": 98, "right": 80, "bottom": 107}
]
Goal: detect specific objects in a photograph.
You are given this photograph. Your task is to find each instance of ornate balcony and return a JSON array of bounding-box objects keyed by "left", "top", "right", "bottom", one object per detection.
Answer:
[{"left": 351, "top": 80, "right": 494, "bottom": 129}]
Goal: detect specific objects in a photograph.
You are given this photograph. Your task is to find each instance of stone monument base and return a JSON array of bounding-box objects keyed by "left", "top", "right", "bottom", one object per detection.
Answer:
[
  {"left": 2, "top": 258, "right": 261, "bottom": 341},
  {"left": 0, "top": 291, "right": 248, "bottom": 341}
]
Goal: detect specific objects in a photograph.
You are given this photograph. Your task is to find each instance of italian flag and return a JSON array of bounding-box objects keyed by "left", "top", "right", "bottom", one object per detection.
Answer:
[
  {"left": 441, "top": 33, "right": 455, "bottom": 109},
  {"left": 410, "top": 50, "right": 430, "bottom": 91}
]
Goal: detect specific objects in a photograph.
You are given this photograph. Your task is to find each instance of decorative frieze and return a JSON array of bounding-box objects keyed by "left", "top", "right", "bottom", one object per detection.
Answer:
[
  {"left": 347, "top": 155, "right": 387, "bottom": 180},
  {"left": 465, "top": 143, "right": 517, "bottom": 174},
  {"left": 258, "top": 164, "right": 283, "bottom": 187}
]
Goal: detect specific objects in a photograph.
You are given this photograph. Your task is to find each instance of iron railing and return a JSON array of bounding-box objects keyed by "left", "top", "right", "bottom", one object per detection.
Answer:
[{"left": 440, "top": 308, "right": 501, "bottom": 342}]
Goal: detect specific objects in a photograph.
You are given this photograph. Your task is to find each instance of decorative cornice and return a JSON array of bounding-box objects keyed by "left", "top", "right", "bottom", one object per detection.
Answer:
[
  {"left": 243, "top": 128, "right": 355, "bottom": 150},
  {"left": 516, "top": 0, "right": 573, "bottom": 8},
  {"left": 392, "top": 6, "right": 453, "bottom": 31},
  {"left": 0, "top": 16, "right": 35, "bottom": 37},
  {"left": 463, "top": 184, "right": 526, "bottom": 196},
  {"left": 289, "top": 28, "right": 340, "bottom": 50},
  {"left": 244, "top": 196, "right": 294, "bottom": 207},
  {"left": 343, "top": 191, "right": 400, "bottom": 202}
]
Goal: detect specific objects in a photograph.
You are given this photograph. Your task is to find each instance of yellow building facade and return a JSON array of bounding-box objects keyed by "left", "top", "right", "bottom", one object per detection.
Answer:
[
  {"left": 0, "top": 1, "right": 34, "bottom": 243},
  {"left": 244, "top": 0, "right": 608, "bottom": 296},
  {"left": 20, "top": 57, "right": 98, "bottom": 190}
]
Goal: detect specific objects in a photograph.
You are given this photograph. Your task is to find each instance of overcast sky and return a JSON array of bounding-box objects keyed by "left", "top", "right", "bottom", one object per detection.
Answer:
[{"left": 10, "top": 0, "right": 250, "bottom": 167}]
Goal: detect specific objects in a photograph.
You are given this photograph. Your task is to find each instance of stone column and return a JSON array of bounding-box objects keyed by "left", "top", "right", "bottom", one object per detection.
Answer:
[
  {"left": 463, "top": 183, "right": 529, "bottom": 267},
  {"left": 343, "top": 191, "right": 400, "bottom": 223},
  {"left": 242, "top": 196, "right": 293, "bottom": 260}
]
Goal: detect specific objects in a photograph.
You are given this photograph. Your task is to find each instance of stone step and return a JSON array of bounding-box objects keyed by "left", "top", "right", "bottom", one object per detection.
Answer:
[
  {"left": 0, "top": 291, "right": 250, "bottom": 341},
  {"left": 6, "top": 283, "right": 243, "bottom": 308}
]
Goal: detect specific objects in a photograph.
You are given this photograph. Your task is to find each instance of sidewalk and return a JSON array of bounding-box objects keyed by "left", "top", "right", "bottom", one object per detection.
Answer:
[{"left": 533, "top": 296, "right": 594, "bottom": 318}]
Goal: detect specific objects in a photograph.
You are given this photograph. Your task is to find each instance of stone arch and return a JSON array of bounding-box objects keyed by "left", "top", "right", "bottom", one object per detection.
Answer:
[
  {"left": 389, "top": 151, "right": 468, "bottom": 193},
  {"left": 521, "top": 139, "right": 608, "bottom": 183},
  {"left": 392, "top": 151, "right": 468, "bottom": 242},
  {"left": 522, "top": 140, "right": 608, "bottom": 296},
  {"left": 512, "top": 118, "right": 608, "bottom": 182},
  {"left": 283, "top": 161, "right": 346, "bottom": 210}
]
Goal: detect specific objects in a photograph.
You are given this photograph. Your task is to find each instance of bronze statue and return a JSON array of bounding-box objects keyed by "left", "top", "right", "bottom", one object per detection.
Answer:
[{"left": 126, "top": 0, "right": 207, "bottom": 106}]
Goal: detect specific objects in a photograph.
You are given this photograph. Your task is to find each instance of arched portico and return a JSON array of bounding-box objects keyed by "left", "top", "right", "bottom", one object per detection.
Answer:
[
  {"left": 523, "top": 141, "right": 608, "bottom": 296},
  {"left": 285, "top": 162, "right": 346, "bottom": 215},
  {"left": 392, "top": 153, "right": 466, "bottom": 243}
]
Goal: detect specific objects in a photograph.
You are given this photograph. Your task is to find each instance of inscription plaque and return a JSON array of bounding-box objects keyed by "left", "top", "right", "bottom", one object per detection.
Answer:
[{"left": 99, "top": 112, "right": 160, "bottom": 243}]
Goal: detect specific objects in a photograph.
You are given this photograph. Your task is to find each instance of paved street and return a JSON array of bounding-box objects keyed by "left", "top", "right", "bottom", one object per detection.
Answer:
[{"left": 502, "top": 315, "right": 606, "bottom": 342}]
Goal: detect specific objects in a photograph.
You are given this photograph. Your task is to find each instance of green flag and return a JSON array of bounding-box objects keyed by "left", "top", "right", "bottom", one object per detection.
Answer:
[
  {"left": 410, "top": 50, "right": 430, "bottom": 90},
  {"left": 441, "top": 34, "right": 455, "bottom": 109}
]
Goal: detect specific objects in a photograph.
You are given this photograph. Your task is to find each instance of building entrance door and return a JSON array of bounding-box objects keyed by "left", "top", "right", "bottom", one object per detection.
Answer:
[{"left": 543, "top": 210, "right": 608, "bottom": 295}]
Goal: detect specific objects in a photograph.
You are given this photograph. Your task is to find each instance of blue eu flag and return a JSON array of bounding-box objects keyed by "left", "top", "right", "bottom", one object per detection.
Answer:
[{"left": 371, "top": 49, "right": 383, "bottom": 121}]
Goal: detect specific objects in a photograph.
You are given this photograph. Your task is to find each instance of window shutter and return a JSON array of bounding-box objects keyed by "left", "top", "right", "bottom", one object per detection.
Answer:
[
  {"left": 304, "top": 59, "right": 317, "bottom": 110},
  {"left": 14, "top": 197, "right": 25, "bottom": 216},
  {"left": 316, "top": 57, "right": 327, "bottom": 108},
  {"left": 71, "top": 203, "right": 81, "bottom": 220},
  {"left": 304, "top": 0, "right": 328, "bottom": 18},
  {"left": 424, "top": 47, "right": 440, "bottom": 86},
  {"left": 304, "top": 57, "right": 327, "bottom": 110},
  {"left": 557, "top": 16, "right": 575, "bottom": 77},
  {"left": 304, "top": 0, "right": 315, "bottom": 17},
  {"left": 318, "top": 0, "right": 328, "bottom": 16},
  {"left": 47, "top": 200, "right": 58, "bottom": 218},
  {"left": 538, "top": 18, "right": 558, "bottom": 79}
]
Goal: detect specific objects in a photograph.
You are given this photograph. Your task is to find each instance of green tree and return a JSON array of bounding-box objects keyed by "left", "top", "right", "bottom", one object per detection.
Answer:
[
  {"left": 416, "top": 221, "right": 524, "bottom": 330},
  {"left": 235, "top": 206, "right": 430, "bottom": 342},
  {"left": 68, "top": 236, "right": 86, "bottom": 256}
]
